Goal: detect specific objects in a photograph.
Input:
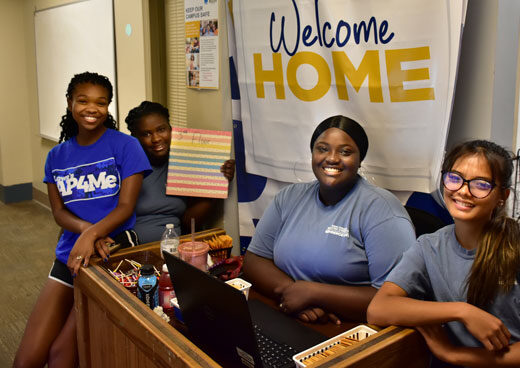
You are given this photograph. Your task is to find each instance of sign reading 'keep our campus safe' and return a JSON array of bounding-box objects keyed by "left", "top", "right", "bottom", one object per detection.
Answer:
[{"left": 233, "top": 0, "right": 466, "bottom": 192}]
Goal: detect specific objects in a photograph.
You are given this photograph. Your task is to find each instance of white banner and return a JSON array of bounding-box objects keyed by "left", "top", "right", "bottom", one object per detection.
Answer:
[{"left": 233, "top": 0, "right": 466, "bottom": 192}]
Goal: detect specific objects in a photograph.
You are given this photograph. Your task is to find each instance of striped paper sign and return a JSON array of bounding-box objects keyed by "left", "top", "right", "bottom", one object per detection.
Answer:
[{"left": 167, "top": 127, "right": 232, "bottom": 198}]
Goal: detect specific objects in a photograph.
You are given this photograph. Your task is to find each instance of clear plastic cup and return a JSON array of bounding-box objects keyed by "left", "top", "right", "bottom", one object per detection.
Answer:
[{"left": 178, "top": 241, "right": 209, "bottom": 271}]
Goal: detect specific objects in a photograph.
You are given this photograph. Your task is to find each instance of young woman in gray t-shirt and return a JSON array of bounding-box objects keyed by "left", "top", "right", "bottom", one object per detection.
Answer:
[{"left": 368, "top": 140, "right": 520, "bottom": 367}]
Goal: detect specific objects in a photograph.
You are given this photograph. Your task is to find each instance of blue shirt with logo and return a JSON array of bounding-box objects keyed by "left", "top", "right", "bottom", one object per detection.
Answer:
[
  {"left": 247, "top": 178, "right": 415, "bottom": 288},
  {"left": 44, "top": 129, "right": 152, "bottom": 264}
]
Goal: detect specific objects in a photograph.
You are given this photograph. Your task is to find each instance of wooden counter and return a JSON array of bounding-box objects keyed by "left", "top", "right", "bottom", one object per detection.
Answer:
[{"left": 74, "top": 231, "right": 430, "bottom": 367}]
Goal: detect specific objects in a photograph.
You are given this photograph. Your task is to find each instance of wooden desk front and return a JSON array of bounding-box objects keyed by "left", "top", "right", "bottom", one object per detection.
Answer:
[{"left": 74, "top": 237, "right": 429, "bottom": 367}]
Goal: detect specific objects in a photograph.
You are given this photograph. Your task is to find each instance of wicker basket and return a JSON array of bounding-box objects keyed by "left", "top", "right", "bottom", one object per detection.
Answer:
[
  {"left": 103, "top": 250, "right": 163, "bottom": 296},
  {"left": 208, "top": 246, "right": 232, "bottom": 262}
]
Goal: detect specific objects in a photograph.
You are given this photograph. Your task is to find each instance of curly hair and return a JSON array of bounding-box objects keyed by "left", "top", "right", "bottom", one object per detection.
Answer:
[
  {"left": 124, "top": 101, "right": 170, "bottom": 136},
  {"left": 58, "top": 72, "right": 117, "bottom": 143}
]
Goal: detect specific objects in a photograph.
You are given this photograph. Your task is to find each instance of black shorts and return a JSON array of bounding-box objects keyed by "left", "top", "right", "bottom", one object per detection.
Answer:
[{"left": 48, "top": 259, "right": 74, "bottom": 288}]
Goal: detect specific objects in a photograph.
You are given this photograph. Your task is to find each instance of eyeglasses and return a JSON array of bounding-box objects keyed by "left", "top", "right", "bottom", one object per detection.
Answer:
[{"left": 442, "top": 171, "right": 495, "bottom": 199}]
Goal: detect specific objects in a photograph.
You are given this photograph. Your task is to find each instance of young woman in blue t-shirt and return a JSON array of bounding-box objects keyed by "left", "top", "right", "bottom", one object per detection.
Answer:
[
  {"left": 243, "top": 115, "right": 416, "bottom": 325},
  {"left": 14, "top": 72, "right": 151, "bottom": 367},
  {"left": 368, "top": 140, "right": 520, "bottom": 367}
]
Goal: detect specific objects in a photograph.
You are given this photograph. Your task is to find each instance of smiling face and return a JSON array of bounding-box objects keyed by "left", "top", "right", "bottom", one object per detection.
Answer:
[
  {"left": 67, "top": 83, "right": 109, "bottom": 137},
  {"left": 312, "top": 128, "right": 360, "bottom": 205},
  {"left": 134, "top": 113, "right": 172, "bottom": 165},
  {"left": 444, "top": 153, "right": 507, "bottom": 227}
]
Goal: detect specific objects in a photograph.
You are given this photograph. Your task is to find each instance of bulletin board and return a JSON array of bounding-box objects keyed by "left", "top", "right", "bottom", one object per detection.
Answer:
[{"left": 34, "top": 0, "right": 117, "bottom": 142}]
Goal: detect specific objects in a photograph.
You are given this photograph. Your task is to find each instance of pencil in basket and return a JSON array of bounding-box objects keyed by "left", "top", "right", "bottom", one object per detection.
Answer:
[{"left": 206, "top": 234, "right": 233, "bottom": 261}]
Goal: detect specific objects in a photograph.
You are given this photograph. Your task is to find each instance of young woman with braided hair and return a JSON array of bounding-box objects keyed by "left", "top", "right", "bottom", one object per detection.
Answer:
[
  {"left": 57, "top": 72, "right": 117, "bottom": 143},
  {"left": 368, "top": 140, "right": 520, "bottom": 367},
  {"left": 125, "top": 101, "right": 235, "bottom": 243},
  {"left": 14, "top": 72, "right": 151, "bottom": 367}
]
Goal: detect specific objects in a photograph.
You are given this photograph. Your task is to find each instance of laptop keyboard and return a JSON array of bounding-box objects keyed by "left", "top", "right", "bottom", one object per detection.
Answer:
[{"left": 253, "top": 324, "right": 296, "bottom": 368}]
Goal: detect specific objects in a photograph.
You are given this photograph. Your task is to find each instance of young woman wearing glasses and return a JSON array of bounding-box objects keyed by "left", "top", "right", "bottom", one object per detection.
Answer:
[{"left": 367, "top": 140, "right": 520, "bottom": 367}]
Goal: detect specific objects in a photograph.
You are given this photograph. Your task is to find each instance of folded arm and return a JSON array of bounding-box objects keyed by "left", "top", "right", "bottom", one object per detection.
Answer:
[
  {"left": 448, "top": 342, "right": 520, "bottom": 367},
  {"left": 48, "top": 183, "right": 92, "bottom": 234},
  {"left": 278, "top": 279, "right": 377, "bottom": 322},
  {"left": 418, "top": 324, "right": 520, "bottom": 367},
  {"left": 368, "top": 282, "right": 511, "bottom": 351},
  {"left": 63, "top": 173, "right": 143, "bottom": 274},
  {"left": 243, "top": 251, "right": 376, "bottom": 322}
]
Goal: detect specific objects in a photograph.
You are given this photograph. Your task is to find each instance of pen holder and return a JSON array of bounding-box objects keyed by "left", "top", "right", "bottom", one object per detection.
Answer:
[{"left": 292, "top": 325, "right": 377, "bottom": 367}]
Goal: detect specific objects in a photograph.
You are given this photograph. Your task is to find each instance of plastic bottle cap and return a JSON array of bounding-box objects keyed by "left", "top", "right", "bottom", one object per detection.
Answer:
[
  {"left": 140, "top": 264, "right": 154, "bottom": 275},
  {"left": 166, "top": 224, "right": 174, "bottom": 229},
  {"left": 162, "top": 264, "right": 168, "bottom": 272}
]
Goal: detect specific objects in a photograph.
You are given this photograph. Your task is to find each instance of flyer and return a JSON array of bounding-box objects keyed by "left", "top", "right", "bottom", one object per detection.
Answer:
[{"left": 185, "top": 0, "right": 219, "bottom": 89}]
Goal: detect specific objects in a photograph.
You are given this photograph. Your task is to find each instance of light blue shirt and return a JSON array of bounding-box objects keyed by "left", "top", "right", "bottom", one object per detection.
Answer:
[
  {"left": 248, "top": 178, "right": 415, "bottom": 288},
  {"left": 386, "top": 224, "right": 520, "bottom": 346}
]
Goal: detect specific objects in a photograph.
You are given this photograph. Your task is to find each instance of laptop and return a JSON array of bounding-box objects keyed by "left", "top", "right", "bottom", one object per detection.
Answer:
[{"left": 163, "top": 251, "right": 327, "bottom": 368}]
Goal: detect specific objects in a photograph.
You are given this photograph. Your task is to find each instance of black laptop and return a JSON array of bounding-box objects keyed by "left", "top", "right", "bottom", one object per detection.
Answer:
[{"left": 163, "top": 251, "right": 326, "bottom": 368}]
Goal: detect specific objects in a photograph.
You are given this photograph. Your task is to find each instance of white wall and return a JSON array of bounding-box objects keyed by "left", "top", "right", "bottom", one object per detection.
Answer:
[
  {"left": 0, "top": 0, "right": 33, "bottom": 187},
  {"left": 491, "top": 0, "right": 520, "bottom": 148},
  {"left": 448, "top": 0, "right": 520, "bottom": 151},
  {"left": 114, "top": 0, "right": 151, "bottom": 133},
  {"left": 7, "top": 0, "right": 151, "bottom": 196}
]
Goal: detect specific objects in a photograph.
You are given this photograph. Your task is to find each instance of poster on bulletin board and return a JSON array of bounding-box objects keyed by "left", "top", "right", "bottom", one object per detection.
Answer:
[
  {"left": 185, "top": 0, "right": 219, "bottom": 89},
  {"left": 166, "top": 127, "right": 232, "bottom": 198}
]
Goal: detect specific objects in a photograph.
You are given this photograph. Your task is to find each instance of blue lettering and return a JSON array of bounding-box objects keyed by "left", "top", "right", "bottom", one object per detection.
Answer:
[
  {"left": 322, "top": 21, "right": 334, "bottom": 48},
  {"left": 269, "top": 0, "right": 300, "bottom": 56},
  {"left": 302, "top": 25, "right": 317, "bottom": 47},
  {"left": 353, "top": 17, "right": 377, "bottom": 44},
  {"left": 379, "top": 20, "right": 394, "bottom": 44},
  {"left": 314, "top": 0, "right": 323, "bottom": 46},
  {"left": 269, "top": 0, "right": 394, "bottom": 54},
  {"left": 336, "top": 21, "right": 351, "bottom": 47}
]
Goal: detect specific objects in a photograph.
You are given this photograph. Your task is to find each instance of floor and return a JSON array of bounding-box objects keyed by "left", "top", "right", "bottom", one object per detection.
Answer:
[{"left": 0, "top": 200, "right": 59, "bottom": 367}]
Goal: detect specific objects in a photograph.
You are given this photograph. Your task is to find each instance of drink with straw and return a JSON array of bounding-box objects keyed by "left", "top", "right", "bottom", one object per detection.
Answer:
[{"left": 178, "top": 218, "right": 209, "bottom": 271}]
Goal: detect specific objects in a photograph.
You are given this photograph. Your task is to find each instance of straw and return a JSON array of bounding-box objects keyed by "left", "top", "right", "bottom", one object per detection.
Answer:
[
  {"left": 113, "top": 259, "right": 123, "bottom": 273},
  {"left": 153, "top": 265, "right": 160, "bottom": 277},
  {"left": 190, "top": 217, "right": 195, "bottom": 250}
]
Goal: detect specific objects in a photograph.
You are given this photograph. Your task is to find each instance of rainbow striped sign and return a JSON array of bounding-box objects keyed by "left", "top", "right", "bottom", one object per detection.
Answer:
[{"left": 166, "top": 127, "right": 232, "bottom": 198}]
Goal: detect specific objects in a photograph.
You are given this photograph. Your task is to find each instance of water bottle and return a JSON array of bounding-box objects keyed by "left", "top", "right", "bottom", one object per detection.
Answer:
[
  {"left": 159, "top": 264, "right": 175, "bottom": 311},
  {"left": 160, "top": 223, "right": 179, "bottom": 258},
  {"left": 137, "top": 264, "right": 159, "bottom": 309}
]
